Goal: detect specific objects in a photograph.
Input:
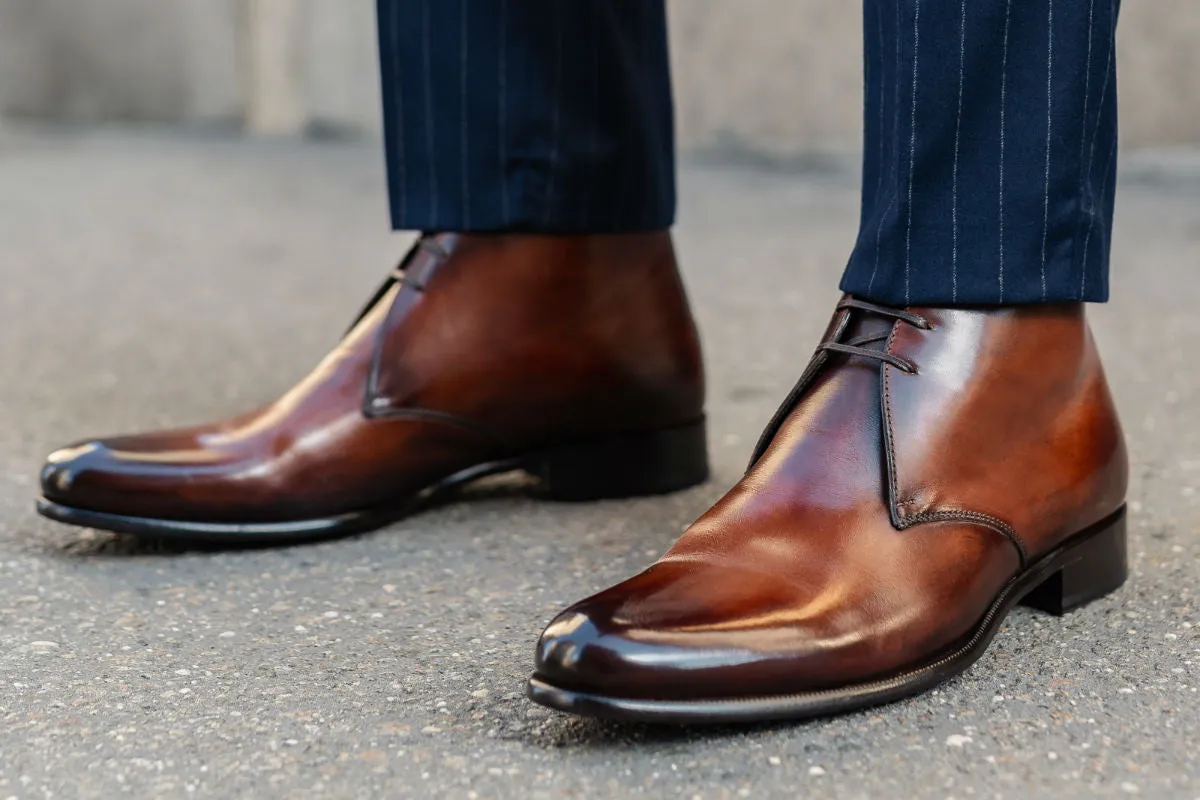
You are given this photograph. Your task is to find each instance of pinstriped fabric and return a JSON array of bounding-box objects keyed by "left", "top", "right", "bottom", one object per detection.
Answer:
[
  {"left": 459, "top": 0, "right": 469, "bottom": 229},
  {"left": 420, "top": 0, "right": 437, "bottom": 226},
  {"left": 582, "top": 7, "right": 600, "bottom": 229},
  {"left": 541, "top": 2, "right": 565, "bottom": 228},
  {"left": 1079, "top": 0, "right": 1121, "bottom": 299},
  {"left": 1040, "top": 0, "right": 1055, "bottom": 300},
  {"left": 903, "top": 0, "right": 922, "bottom": 305},
  {"left": 862, "top": 0, "right": 902, "bottom": 299},
  {"left": 998, "top": 0, "right": 1008, "bottom": 303},
  {"left": 1078, "top": 0, "right": 1122, "bottom": 302},
  {"left": 1082, "top": 127, "right": 1120, "bottom": 299},
  {"left": 497, "top": 0, "right": 508, "bottom": 225},
  {"left": 638, "top": 15, "right": 658, "bottom": 231},
  {"left": 1076, "top": 0, "right": 1097, "bottom": 294},
  {"left": 865, "top": 2, "right": 887, "bottom": 295},
  {"left": 376, "top": 0, "right": 1118, "bottom": 301},
  {"left": 843, "top": 0, "right": 1122, "bottom": 305},
  {"left": 610, "top": 2, "right": 633, "bottom": 231},
  {"left": 998, "top": 0, "right": 1012, "bottom": 303},
  {"left": 378, "top": 7, "right": 406, "bottom": 222},
  {"left": 951, "top": 0, "right": 966, "bottom": 302},
  {"left": 872, "top": 8, "right": 885, "bottom": 215},
  {"left": 376, "top": 0, "right": 674, "bottom": 234}
]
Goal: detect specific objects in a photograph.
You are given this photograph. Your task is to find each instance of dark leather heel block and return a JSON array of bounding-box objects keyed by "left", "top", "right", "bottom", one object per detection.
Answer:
[
  {"left": 533, "top": 419, "right": 709, "bottom": 501},
  {"left": 1020, "top": 508, "right": 1128, "bottom": 616}
]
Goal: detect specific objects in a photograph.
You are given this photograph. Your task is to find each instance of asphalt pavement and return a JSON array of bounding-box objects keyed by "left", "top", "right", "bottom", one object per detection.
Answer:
[{"left": 0, "top": 129, "right": 1196, "bottom": 798}]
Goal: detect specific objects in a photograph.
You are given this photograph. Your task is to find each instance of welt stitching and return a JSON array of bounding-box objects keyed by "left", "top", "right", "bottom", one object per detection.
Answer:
[
  {"left": 882, "top": 320, "right": 902, "bottom": 512},
  {"left": 901, "top": 510, "right": 1029, "bottom": 568}
]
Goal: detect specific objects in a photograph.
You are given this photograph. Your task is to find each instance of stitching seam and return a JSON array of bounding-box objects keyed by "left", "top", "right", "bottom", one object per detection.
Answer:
[
  {"left": 881, "top": 320, "right": 902, "bottom": 526},
  {"left": 880, "top": 320, "right": 1028, "bottom": 568},
  {"left": 898, "top": 510, "right": 1029, "bottom": 569}
]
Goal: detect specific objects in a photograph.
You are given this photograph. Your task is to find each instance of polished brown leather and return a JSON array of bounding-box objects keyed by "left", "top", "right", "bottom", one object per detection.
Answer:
[
  {"left": 40, "top": 232, "right": 705, "bottom": 524},
  {"left": 534, "top": 297, "right": 1127, "bottom": 701}
]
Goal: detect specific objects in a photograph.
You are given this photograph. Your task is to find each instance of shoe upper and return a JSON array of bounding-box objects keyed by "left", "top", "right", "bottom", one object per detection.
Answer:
[
  {"left": 534, "top": 298, "right": 1127, "bottom": 701},
  {"left": 40, "top": 232, "right": 705, "bottom": 523}
]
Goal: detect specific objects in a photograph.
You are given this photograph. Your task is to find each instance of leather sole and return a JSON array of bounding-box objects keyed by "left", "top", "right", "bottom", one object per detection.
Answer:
[
  {"left": 527, "top": 506, "right": 1128, "bottom": 724},
  {"left": 35, "top": 419, "right": 709, "bottom": 544}
]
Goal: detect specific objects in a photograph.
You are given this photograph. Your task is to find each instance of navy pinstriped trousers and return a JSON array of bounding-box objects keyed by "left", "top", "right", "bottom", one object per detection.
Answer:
[{"left": 377, "top": 0, "right": 1120, "bottom": 306}]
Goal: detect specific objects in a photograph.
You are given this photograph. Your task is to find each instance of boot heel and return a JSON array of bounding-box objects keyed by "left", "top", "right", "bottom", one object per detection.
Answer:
[
  {"left": 532, "top": 419, "right": 709, "bottom": 501},
  {"left": 1020, "top": 507, "right": 1128, "bottom": 616}
]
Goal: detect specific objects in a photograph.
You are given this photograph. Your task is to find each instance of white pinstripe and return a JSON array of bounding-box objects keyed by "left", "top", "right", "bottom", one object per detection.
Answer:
[
  {"left": 869, "top": 0, "right": 902, "bottom": 297},
  {"left": 1039, "top": 0, "right": 1055, "bottom": 300},
  {"left": 874, "top": 5, "right": 885, "bottom": 207},
  {"left": 1080, "top": 0, "right": 1117, "bottom": 296},
  {"left": 951, "top": 0, "right": 967, "bottom": 303},
  {"left": 1078, "top": 1, "right": 1097, "bottom": 195},
  {"left": 1080, "top": 122, "right": 1119, "bottom": 297},
  {"left": 542, "top": 3, "right": 565, "bottom": 227},
  {"left": 460, "top": 0, "right": 470, "bottom": 228},
  {"left": 998, "top": 0, "right": 1013, "bottom": 303},
  {"left": 1076, "top": 0, "right": 1096, "bottom": 296},
  {"left": 903, "top": 0, "right": 922, "bottom": 305},
  {"left": 387, "top": 6, "right": 406, "bottom": 222},
  {"left": 498, "top": 0, "right": 509, "bottom": 225},
  {"left": 421, "top": 0, "right": 438, "bottom": 225}
]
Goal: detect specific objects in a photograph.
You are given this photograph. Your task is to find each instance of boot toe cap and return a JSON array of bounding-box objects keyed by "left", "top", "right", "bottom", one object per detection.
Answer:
[
  {"left": 533, "top": 569, "right": 817, "bottom": 702},
  {"left": 41, "top": 442, "right": 109, "bottom": 506},
  {"left": 531, "top": 553, "right": 943, "bottom": 703},
  {"left": 39, "top": 439, "right": 214, "bottom": 519}
]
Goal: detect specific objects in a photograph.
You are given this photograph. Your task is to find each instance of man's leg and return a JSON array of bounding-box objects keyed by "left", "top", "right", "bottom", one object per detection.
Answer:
[
  {"left": 376, "top": 0, "right": 675, "bottom": 232},
  {"left": 38, "top": 0, "right": 709, "bottom": 542},
  {"left": 844, "top": 0, "right": 1120, "bottom": 304},
  {"left": 531, "top": 0, "right": 1130, "bottom": 724}
]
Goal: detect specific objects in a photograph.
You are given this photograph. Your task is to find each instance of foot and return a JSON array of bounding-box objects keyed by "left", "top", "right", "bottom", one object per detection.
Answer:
[
  {"left": 529, "top": 296, "right": 1128, "bottom": 723},
  {"left": 38, "top": 232, "right": 708, "bottom": 543}
]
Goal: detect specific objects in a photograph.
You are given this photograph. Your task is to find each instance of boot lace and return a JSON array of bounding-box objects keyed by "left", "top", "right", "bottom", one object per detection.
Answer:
[{"left": 816, "top": 297, "right": 932, "bottom": 375}]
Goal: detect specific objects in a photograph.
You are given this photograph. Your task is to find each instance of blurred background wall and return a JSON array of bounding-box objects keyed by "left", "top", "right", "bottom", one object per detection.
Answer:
[{"left": 1, "top": 0, "right": 1198, "bottom": 151}]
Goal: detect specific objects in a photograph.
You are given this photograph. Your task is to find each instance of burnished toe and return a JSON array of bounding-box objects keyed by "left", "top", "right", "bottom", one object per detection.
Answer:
[
  {"left": 533, "top": 602, "right": 729, "bottom": 701},
  {"left": 41, "top": 441, "right": 113, "bottom": 507},
  {"left": 532, "top": 561, "right": 847, "bottom": 702},
  {"left": 530, "top": 299, "right": 1128, "bottom": 723}
]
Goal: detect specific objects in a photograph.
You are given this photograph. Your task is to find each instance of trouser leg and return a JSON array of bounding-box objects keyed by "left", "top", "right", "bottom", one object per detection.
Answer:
[
  {"left": 841, "top": 0, "right": 1121, "bottom": 305},
  {"left": 376, "top": 0, "right": 676, "bottom": 233}
]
